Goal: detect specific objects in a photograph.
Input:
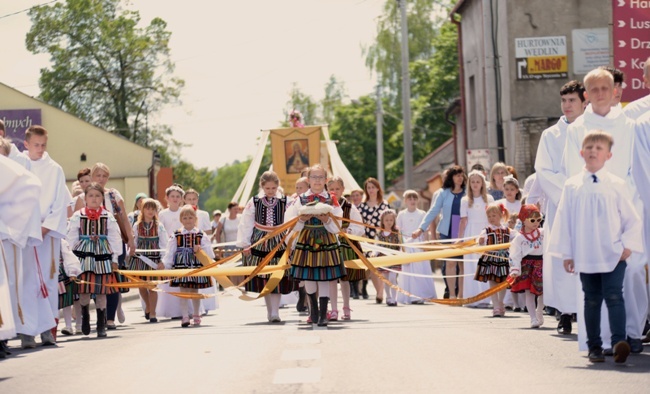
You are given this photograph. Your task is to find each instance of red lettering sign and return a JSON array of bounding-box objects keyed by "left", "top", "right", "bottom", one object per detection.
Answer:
[{"left": 613, "top": 0, "right": 650, "bottom": 102}]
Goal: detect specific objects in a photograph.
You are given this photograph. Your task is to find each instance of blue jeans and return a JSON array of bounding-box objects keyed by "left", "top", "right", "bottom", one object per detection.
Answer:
[{"left": 579, "top": 261, "right": 627, "bottom": 350}]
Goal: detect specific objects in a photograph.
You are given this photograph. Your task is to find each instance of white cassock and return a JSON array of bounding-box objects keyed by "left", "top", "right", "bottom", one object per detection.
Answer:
[
  {"left": 559, "top": 105, "right": 648, "bottom": 348},
  {"left": 8, "top": 143, "right": 29, "bottom": 168},
  {"left": 633, "top": 112, "right": 650, "bottom": 322},
  {"left": 535, "top": 117, "right": 576, "bottom": 313},
  {"left": 0, "top": 155, "right": 43, "bottom": 339},
  {"left": 197, "top": 209, "right": 219, "bottom": 312},
  {"left": 21, "top": 151, "right": 72, "bottom": 334},
  {"left": 396, "top": 209, "right": 438, "bottom": 304},
  {"left": 550, "top": 170, "right": 644, "bottom": 350},
  {"left": 623, "top": 94, "right": 650, "bottom": 121}
]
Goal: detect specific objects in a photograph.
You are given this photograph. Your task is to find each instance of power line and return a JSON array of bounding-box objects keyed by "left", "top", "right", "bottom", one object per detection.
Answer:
[{"left": 0, "top": 1, "right": 59, "bottom": 21}]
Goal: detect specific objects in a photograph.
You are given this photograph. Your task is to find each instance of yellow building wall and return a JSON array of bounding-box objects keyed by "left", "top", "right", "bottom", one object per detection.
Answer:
[{"left": 1, "top": 83, "right": 153, "bottom": 207}]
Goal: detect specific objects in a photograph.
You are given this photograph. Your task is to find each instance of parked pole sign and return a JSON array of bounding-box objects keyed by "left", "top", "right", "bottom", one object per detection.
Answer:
[
  {"left": 613, "top": 0, "right": 650, "bottom": 103},
  {"left": 515, "top": 36, "right": 568, "bottom": 80}
]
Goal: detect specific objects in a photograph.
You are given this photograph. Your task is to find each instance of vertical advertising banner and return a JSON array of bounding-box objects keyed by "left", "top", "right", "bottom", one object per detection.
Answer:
[
  {"left": 270, "top": 126, "right": 321, "bottom": 195},
  {"left": 0, "top": 109, "right": 42, "bottom": 151},
  {"left": 613, "top": 0, "right": 650, "bottom": 103}
]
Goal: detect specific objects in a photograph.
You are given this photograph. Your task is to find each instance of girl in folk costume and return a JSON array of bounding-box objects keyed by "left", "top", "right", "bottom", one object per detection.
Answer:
[
  {"left": 162, "top": 205, "right": 215, "bottom": 327},
  {"left": 285, "top": 165, "right": 345, "bottom": 327},
  {"left": 326, "top": 176, "right": 365, "bottom": 320},
  {"left": 237, "top": 171, "right": 295, "bottom": 323},
  {"left": 396, "top": 190, "right": 437, "bottom": 305},
  {"left": 458, "top": 170, "right": 494, "bottom": 305},
  {"left": 127, "top": 198, "right": 168, "bottom": 323},
  {"left": 74, "top": 163, "right": 134, "bottom": 329},
  {"left": 475, "top": 204, "right": 512, "bottom": 317},
  {"left": 509, "top": 204, "right": 545, "bottom": 328},
  {"left": 157, "top": 185, "right": 187, "bottom": 319},
  {"left": 58, "top": 239, "right": 82, "bottom": 335},
  {"left": 376, "top": 210, "right": 401, "bottom": 307},
  {"left": 67, "top": 183, "right": 123, "bottom": 338},
  {"left": 496, "top": 176, "right": 523, "bottom": 217}
]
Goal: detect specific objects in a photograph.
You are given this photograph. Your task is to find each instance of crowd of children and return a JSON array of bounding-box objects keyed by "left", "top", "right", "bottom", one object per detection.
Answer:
[{"left": 1, "top": 62, "right": 650, "bottom": 366}]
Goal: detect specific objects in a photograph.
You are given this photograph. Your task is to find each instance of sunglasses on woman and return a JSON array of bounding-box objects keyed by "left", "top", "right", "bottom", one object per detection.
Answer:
[{"left": 527, "top": 217, "right": 542, "bottom": 223}]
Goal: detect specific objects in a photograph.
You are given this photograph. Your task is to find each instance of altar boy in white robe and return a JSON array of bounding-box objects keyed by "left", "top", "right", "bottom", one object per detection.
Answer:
[
  {"left": 560, "top": 67, "right": 647, "bottom": 354},
  {"left": 0, "top": 155, "right": 42, "bottom": 355},
  {"left": 534, "top": 80, "right": 586, "bottom": 335},
  {"left": 18, "top": 125, "right": 71, "bottom": 347},
  {"left": 553, "top": 131, "right": 642, "bottom": 363}
]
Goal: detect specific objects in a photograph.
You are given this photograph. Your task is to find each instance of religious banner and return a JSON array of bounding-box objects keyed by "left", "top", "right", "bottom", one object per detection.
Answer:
[
  {"left": 270, "top": 126, "right": 321, "bottom": 195},
  {"left": 0, "top": 109, "right": 42, "bottom": 151}
]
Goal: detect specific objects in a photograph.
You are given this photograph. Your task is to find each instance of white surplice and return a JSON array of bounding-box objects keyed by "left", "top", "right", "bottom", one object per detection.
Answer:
[
  {"left": 0, "top": 156, "right": 42, "bottom": 340},
  {"left": 20, "top": 152, "right": 71, "bottom": 334},
  {"left": 196, "top": 209, "right": 219, "bottom": 311},
  {"left": 560, "top": 105, "right": 649, "bottom": 346},
  {"left": 535, "top": 117, "right": 577, "bottom": 313},
  {"left": 623, "top": 94, "right": 650, "bottom": 121}
]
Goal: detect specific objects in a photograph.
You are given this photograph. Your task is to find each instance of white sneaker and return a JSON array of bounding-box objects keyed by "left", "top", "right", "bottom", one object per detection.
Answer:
[
  {"left": 531, "top": 317, "right": 540, "bottom": 329},
  {"left": 61, "top": 327, "right": 75, "bottom": 336},
  {"left": 117, "top": 307, "right": 126, "bottom": 324},
  {"left": 536, "top": 310, "right": 544, "bottom": 327},
  {"left": 269, "top": 315, "right": 281, "bottom": 323}
]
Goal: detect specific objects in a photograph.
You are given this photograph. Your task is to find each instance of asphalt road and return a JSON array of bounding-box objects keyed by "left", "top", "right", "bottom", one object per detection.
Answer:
[{"left": 1, "top": 281, "right": 648, "bottom": 394}]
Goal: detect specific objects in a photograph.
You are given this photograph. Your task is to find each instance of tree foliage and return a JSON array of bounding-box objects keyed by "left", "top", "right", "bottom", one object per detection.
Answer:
[{"left": 25, "top": 0, "right": 184, "bottom": 145}]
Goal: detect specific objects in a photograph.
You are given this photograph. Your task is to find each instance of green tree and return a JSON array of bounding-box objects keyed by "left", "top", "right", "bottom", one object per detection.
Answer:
[
  {"left": 329, "top": 95, "right": 401, "bottom": 184},
  {"left": 364, "top": 0, "right": 452, "bottom": 104},
  {"left": 25, "top": 0, "right": 184, "bottom": 145},
  {"left": 321, "top": 75, "right": 346, "bottom": 125},
  {"left": 203, "top": 159, "right": 251, "bottom": 213},
  {"left": 283, "top": 83, "right": 319, "bottom": 126}
]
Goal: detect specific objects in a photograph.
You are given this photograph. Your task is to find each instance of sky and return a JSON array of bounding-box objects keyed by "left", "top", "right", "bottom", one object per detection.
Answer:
[{"left": 0, "top": 0, "right": 385, "bottom": 170}]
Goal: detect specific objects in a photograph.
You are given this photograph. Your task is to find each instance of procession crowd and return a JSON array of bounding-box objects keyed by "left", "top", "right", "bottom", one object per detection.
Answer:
[{"left": 1, "top": 61, "right": 650, "bottom": 366}]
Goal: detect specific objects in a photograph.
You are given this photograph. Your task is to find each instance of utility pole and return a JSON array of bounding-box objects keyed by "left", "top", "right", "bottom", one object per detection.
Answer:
[
  {"left": 376, "top": 85, "right": 385, "bottom": 190},
  {"left": 398, "top": 0, "right": 413, "bottom": 189}
]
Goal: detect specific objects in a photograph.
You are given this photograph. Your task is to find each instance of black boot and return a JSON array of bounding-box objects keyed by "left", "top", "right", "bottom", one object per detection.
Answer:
[
  {"left": 361, "top": 280, "right": 369, "bottom": 299},
  {"left": 96, "top": 309, "right": 107, "bottom": 338},
  {"left": 307, "top": 292, "right": 319, "bottom": 325},
  {"left": 317, "top": 297, "right": 329, "bottom": 327},
  {"left": 350, "top": 281, "right": 359, "bottom": 299},
  {"left": 296, "top": 286, "right": 308, "bottom": 313},
  {"left": 81, "top": 305, "right": 91, "bottom": 335}
]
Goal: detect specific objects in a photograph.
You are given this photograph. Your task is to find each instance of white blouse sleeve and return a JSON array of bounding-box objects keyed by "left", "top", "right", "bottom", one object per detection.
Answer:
[
  {"left": 158, "top": 223, "right": 168, "bottom": 257},
  {"left": 201, "top": 231, "right": 216, "bottom": 259},
  {"left": 162, "top": 233, "right": 176, "bottom": 269},
  {"left": 460, "top": 197, "right": 469, "bottom": 218},
  {"left": 106, "top": 213, "right": 123, "bottom": 263},
  {"left": 66, "top": 212, "right": 81, "bottom": 247},
  {"left": 347, "top": 204, "right": 365, "bottom": 236},
  {"left": 284, "top": 196, "right": 303, "bottom": 233},
  {"left": 60, "top": 239, "right": 82, "bottom": 277},
  {"left": 509, "top": 233, "right": 524, "bottom": 273},
  {"left": 236, "top": 198, "right": 256, "bottom": 248},
  {"left": 324, "top": 204, "right": 343, "bottom": 234}
]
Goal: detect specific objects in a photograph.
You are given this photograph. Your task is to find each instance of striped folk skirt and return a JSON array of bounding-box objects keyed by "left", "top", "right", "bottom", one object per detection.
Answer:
[
  {"left": 76, "top": 272, "right": 118, "bottom": 295},
  {"left": 290, "top": 225, "right": 345, "bottom": 281},
  {"left": 242, "top": 228, "right": 294, "bottom": 294},
  {"left": 58, "top": 264, "right": 78, "bottom": 309},
  {"left": 170, "top": 250, "right": 211, "bottom": 289},
  {"left": 474, "top": 250, "right": 510, "bottom": 283},
  {"left": 339, "top": 238, "right": 367, "bottom": 282},
  {"left": 510, "top": 255, "right": 543, "bottom": 295}
]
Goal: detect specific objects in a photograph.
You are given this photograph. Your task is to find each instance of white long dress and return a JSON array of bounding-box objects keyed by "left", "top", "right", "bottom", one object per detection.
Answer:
[
  {"left": 396, "top": 209, "right": 437, "bottom": 304},
  {"left": 157, "top": 208, "right": 185, "bottom": 318},
  {"left": 460, "top": 195, "right": 494, "bottom": 306},
  {"left": 197, "top": 209, "right": 219, "bottom": 313}
]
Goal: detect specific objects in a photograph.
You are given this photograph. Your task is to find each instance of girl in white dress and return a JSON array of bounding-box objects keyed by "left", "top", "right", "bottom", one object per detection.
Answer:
[
  {"left": 157, "top": 185, "right": 186, "bottom": 318},
  {"left": 396, "top": 190, "right": 437, "bottom": 304},
  {"left": 458, "top": 171, "right": 494, "bottom": 305},
  {"left": 497, "top": 175, "right": 523, "bottom": 312}
]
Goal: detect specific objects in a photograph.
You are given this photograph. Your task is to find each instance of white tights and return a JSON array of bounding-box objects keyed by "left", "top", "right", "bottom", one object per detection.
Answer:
[
  {"left": 80, "top": 293, "right": 106, "bottom": 309},
  {"left": 524, "top": 291, "right": 544, "bottom": 320},
  {"left": 383, "top": 272, "right": 398, "bottom": 303},
  {"left": 180, "top": 288, "right": 200, "bottom": 318},
  {"left": 305, "top": 281, "right": 330, "bottom": 297},
  {"left": 264, "top": 294, "right": 281, "bottom": 317}
]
